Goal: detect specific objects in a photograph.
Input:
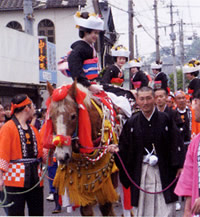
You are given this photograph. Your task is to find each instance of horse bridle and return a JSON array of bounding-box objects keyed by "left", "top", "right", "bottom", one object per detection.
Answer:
[
  {"left": 71, "top": 101, "right": 80, "bottom": 152},
  {"left": 71, "top": 100, "right": 102, "bottom": 152}
]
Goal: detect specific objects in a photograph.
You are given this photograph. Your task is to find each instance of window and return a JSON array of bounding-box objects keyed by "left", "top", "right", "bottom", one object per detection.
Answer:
[
  {"left": 38, "top": 19, "right": 55, "bottom": 43},
  {"left": 6, "top": 21, "right": 23, "bottom": 31}
]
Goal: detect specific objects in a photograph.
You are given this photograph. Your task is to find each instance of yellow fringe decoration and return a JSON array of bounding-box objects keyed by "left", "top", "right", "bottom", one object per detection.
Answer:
[
  {"left": 103, "top": 120, "right": 118, "bottom": 145},
  {"left": 53, "top": 100, "right": 119, "bottom": 206},
  {"left": 53, "top": 152, "right": 118, "bottom": 206}
]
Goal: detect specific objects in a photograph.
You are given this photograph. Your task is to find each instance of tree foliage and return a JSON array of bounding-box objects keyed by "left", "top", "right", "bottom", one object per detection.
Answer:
[
  {"left": 185, "top": 37, "right": 200, "bottom": 61},
  {"left": 169, "top": 69, "right": 189, "bottom": 92}
]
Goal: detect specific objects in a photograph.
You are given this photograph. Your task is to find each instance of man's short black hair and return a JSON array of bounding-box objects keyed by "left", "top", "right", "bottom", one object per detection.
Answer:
[
  {"left": 154, "top": 88, "right": 168, "bottom": 95},
  {"left": 137, "top": 86, "right": 155, "bottom": 97},
  {"left": 11, "top": 94, "right": 30, "bottom": 114}
]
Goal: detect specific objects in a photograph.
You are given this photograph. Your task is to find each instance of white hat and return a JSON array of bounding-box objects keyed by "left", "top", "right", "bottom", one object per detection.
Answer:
[
  {"left": 74, "top": 12, "right": 104, "bottom": 31},
  {"left": 106, "top": 92, "right": 132, "bottom": 118},
  {"left": 151, "top": 62, "right": 162, "bottom": 69},
  {"left": 111, "top": 45, "right": 130, "bottom": 58},
  {"left": 183, "top": 60, "right": 200, "bottom": 73},
  {"left": 128, "top": 59, "right": 142, "bottom": 68}
]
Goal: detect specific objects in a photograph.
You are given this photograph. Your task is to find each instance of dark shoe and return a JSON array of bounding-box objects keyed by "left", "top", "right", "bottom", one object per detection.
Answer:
[
  {"left": 52, "top": 192, "right": 61, "bottom": 214},
  {"left": 52, "top": 208, "right": 61, "bottom": 214}
]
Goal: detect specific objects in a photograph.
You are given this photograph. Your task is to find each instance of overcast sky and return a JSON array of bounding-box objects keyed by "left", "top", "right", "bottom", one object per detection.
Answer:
[{"left": 108, "top": 0, "right": 200, "bottom": 59}]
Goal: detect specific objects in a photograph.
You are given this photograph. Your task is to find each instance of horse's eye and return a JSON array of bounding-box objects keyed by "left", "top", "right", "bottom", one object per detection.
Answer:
[{"left": 71, "top": 114, "right": 76, "bottom": 120}]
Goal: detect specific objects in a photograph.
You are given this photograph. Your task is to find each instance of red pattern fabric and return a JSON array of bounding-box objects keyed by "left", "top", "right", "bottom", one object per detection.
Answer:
[{"left": 45, "top": 85, "right": 94, "bottom": 153}]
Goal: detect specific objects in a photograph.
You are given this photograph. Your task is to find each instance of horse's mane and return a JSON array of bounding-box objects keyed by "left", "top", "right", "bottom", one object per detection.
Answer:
[{"left": 76, "top": 83, "right": 92, "bottom": 108}]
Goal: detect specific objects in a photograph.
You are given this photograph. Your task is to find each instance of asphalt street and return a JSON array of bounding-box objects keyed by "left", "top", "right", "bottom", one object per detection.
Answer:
[{"left": 0, "top": 174, "right": 185, "bottom": 216}]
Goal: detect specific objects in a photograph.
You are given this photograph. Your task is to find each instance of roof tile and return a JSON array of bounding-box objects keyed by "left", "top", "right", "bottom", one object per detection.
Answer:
[{"left": 0, "top": 0, "right": 86, "bottom": 11}]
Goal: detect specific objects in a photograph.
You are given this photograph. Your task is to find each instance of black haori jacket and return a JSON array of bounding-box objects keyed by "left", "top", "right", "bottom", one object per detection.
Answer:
[
  {"left": 115, "top": 108, "right": 184, "bottom": 207},
  {"left": 101, "top": 64, "right": 123, "bottom": 85},
  {"left": 154, "top": 72, "right": 168, "bottom": 92},
  {"left": 188, "top": 78, "right": 200, "bottom": 97},
  {"left": 131, "top": 70, "right": 149, "bottom": 89},
  {"left": 68, "top": 40, "right": 94, "bottom": 87}
]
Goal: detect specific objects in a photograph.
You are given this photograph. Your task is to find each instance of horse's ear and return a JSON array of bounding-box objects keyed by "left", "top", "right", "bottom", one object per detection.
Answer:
[
  {"left": 68, "top": 79, "right": 77, "bottom": 100},
  {"left": 47, "top": 81, "right": 54, "bottom": 96}
]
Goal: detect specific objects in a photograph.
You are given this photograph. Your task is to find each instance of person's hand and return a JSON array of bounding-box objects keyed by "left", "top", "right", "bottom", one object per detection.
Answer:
[
  {"left": 88, "top": 84, "right": 102, "bottom": 94},
  {"left": 192, "top": 197, "right": 200, "bottom": 215},
  {"left": 107, "top": 144, "right": 119, "bottom": 153},
  {"left": 0, "top": 177, "right": 4, "bottom": 191},
  {"left": 183, "top": 210, "right": 192, "bottom": 217}
]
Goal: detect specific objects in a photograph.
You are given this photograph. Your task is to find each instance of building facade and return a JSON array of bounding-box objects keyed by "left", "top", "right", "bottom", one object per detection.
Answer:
[{"left": 0, "top": 0, "right": 117, "bottom": 107}]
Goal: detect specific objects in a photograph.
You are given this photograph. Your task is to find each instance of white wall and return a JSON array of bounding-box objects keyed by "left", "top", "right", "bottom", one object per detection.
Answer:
[
  {"left": 0, "top": 3, "right": 97, "bottom": 87},
  {"left": 0, "top": 8, "right": 79, "bottom": 86},
  {"left": 0, "top": 27, "right": 39, "bottom": 84},
  {"left": 34, "top": 8, "right": 79, "bottom": 86}
]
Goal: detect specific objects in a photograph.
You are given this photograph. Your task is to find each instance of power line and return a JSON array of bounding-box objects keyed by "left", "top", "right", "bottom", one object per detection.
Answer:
[
  {"left": 107, "top": 1, "right": 128, "bottom": 13},
  {"left": 187, "top": 0, "right": 194, "bottom": 32},
  {"left": 134, "top": 15, "right": 165, "bottom": 49}
]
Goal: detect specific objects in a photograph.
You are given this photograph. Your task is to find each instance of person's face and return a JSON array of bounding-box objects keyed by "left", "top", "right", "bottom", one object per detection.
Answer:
[
  {"left": 175, "top": 94, "right": 186, "bottom": 110},
  {"left": 5, "top": 109, "right": 11, "bottom": 118},
  {"left": 130, "top": 67, "right": 138, "bottom": 76},
  {"left": 186, "top": 99, "right": 191, "bottom": 107},
  {"left": 0, "top": 105, "right": 5, "bottom": 122},
  {"left": 166, "top": 97, "right": 174, "bottom": 108},
  {"left": 84, "top": 30, "right": 99, "bottom": 44},
  {"left": 27, "top": 103, "right": 35, "bottom": 120},
  {"left": 137, "top": 90, "right": 155, "bottom": 114},
  {"left": 192, "top": 98, "right": 200, "bottom": 122},
  {"left": 186, "top": 73, "right": 193, "bottom": 81},
  {"left": 152, "top": 69, "right": 159, "bottom": 75},
  {"left": 155, "top": 90, "right": 167, "bottom": 107},
  {"left": 116, "top": 57, "right": 127, "bottom": 68}
]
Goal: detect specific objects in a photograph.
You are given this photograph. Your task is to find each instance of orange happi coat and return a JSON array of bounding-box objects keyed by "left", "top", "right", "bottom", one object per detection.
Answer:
[{"left": 0, "top": 120, "right": 43, "bottom": 187}]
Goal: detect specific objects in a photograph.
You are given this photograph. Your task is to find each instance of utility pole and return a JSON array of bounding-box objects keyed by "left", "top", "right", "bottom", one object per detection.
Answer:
[
  {"left": 169, "top": 0, "right": 177, "bottom": 91},
  {"left": 128, "top": 0, "right": 134, "bottom": 89},
  {"left": 135, "top": 34, "right": 139, "bottom": 59},
  {"left": 179, "top": 19, "right": 185, "bottom": 91},
  {"left": 128, "top": 0, "right": 134, "bottom": 60},
  {"left": 23, "top": 0, "right": 34, "bottom": 35},
  {"left": 153, "top": 0, "right": 160, "bottom": 62},
  {"left": 92, "top": 0, "right": 103, "bottom": 66}
]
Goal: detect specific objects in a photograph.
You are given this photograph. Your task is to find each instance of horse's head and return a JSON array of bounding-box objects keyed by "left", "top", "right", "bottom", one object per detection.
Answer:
[{"left": 47, "top": 81, "right": 92, "bottom": 164}]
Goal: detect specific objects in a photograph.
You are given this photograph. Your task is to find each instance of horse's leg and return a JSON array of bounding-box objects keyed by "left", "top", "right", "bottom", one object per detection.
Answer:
[
  {"left": 80, "top": 205, "right": 94, "bottom": 216},
  {"left": 99, "top": 202, "right": 115, "bottom": 216}
]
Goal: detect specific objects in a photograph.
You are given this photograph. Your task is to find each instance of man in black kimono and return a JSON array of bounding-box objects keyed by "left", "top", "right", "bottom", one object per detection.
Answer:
[
  {"left": 155, "top": 89, "right": 183, "bottom": 127},
  {"left": 174, "top": 90, "right": 191, "bottom": 147},
  {"left": 109, "top": 86, "right": 184, "bottom": 217}
]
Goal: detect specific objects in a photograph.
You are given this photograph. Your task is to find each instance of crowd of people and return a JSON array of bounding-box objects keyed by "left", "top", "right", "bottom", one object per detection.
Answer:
[{"left": 0, "top": 10, "right": 200, "bottom": 217}]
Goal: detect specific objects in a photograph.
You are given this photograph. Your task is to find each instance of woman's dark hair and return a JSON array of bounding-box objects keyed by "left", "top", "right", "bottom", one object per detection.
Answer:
[
  {"left": 78, "top": 12, "right": 93, "bottom": 38},
  {"left": 154, "top": 60, "right": 162, "bottom": 72},
  {"left": 156, "top": 68, "right": 162, "bottom": 72},
  {"left": 190, "top": 71, "right": 199, "bottom": 77},
  {"left": 11, "top": 94, "right": 30, "bottom": 114},
  {"left": 113, "top": 56, "right": 128, "bottom": 63},
  {"left": 79, "top": 27, "right": 93, "bottom": 38}
]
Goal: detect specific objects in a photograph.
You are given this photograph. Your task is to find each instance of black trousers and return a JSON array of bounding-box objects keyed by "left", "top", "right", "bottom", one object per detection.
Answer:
[{"left": 5, "top": 186, "right": 43, "bottom": 216}]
